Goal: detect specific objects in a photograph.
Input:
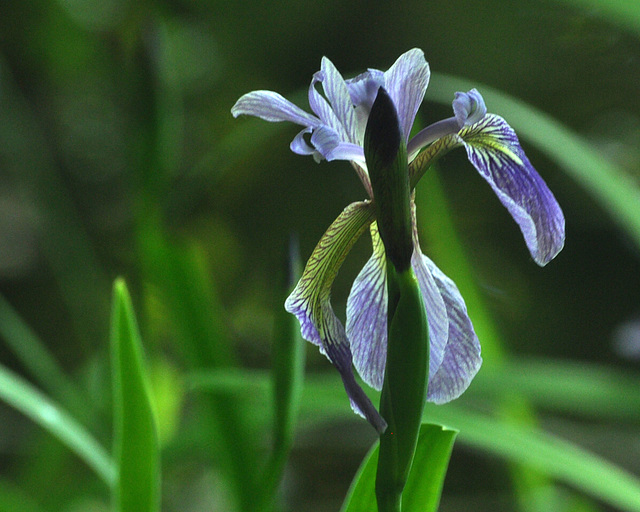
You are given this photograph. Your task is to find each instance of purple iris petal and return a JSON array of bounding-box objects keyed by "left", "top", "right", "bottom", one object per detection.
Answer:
[
  {"left": 346, "top": 226, "right": 388, "bottom": 390},
  {"left": 231, "top": 90, "right": 320, "bottom": 127},
  {"left": 461, "top": 114, "right": 565, "bottom": 265},
  {"left": 309, "top": 71, "right": 348, "bottom": 139},
  {"left": 346, "top": 222, "right": 450, "bottom": 392},
  {"left": 453, "top": 89, "right": 487, "bottom": 128},
  {"left": 383, "top": 48, "right": 431, "bottom": 142},
  {"left": 420, "top": 255, "right": 482, "bottom": 403},
  {"left": 410, "top": 248, "right": 450, "bottom": 386},
  {"left": 290, "top": 127, "right": 316, "bottom": 157},
  {"left": 318, "top": 57, "right": 359, "bottom": 143}
]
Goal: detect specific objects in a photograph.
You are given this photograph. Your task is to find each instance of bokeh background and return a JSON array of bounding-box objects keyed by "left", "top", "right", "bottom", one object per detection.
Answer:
[{"left": 1, "top": 0, "right": 640, "bottom": 511}]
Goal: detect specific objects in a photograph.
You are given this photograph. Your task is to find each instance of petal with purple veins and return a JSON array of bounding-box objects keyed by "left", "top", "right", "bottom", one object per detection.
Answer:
[
  {"left": 346, "top": 222, "right": 388, "bottom": 390},
  {"left": 460, "top": 114, "right": 565, "bottom": 265},
  {"left": 383, "top": 49, "right": 431, "bottom": 142},
  {"left": 318, "top": 57, "right": 359, "bottom": 143},
  {"left": 285, "top": 201, "right": 385, "bottom": 431},
  {"left": 421, "top": 257, "right": 482, "bottom": 403},
  {"left": 231, "top": 90, "right": 320, "bottom": 127}
]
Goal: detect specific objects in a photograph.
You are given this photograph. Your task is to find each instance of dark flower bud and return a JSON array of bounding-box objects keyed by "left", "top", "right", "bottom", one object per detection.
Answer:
[{"left": 364, "top": 87, "right": 413, "bottom": 272}]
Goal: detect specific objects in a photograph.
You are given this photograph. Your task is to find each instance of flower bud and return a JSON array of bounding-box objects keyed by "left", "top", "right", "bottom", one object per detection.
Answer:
[{"left": 364, "top": 87, "right": 413, "bottom": 272}]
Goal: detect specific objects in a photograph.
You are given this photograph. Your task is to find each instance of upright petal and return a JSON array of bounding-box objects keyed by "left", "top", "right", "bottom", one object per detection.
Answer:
[
  {"left": 231, "top": 90, "right": 320, "bottom": 127},
  {"left": 420, "top": 256, "right": 482, "bottom": 403},
  {"left": 284, "top": 201, "right": 386, "bottom": 431},
  {"left": 383, "top": 49, "right": 430, "bottom": 142},
  {"left": 460, "top": 114, "right": 565, "bottom": 265},
  {"left": 318, "top": 57, "right": 359, "bottom": 143}
]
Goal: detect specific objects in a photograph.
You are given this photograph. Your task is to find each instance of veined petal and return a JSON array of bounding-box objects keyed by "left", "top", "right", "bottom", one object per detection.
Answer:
[
  {"left": 325, "top": 142, "right": 366, "bottom": 165},
  {"left": 421, "top": 257, "right": 482, "bottom": 403},
  {"left": 231, "top": 90, "right": 320, "bottom": 127},
  {"left": 346, "top": 69, "right": 385, "bottom": 109},
  {"left": 460, "top": 114, "right": 565, "bottom": 265},
  {"left": 346, "top": 214, "right": 450, "bottom": 392},
  {"left": 383, "top": 48, "right": 430, "bottom": 142},
  {"left": 309, "top": 72, "right": 347, "bottom": 139},
  {"left": 318, "top": 57, "right": 359, "bottom": 143},
  {"left": 291, "top": 127, "right": 316, "bottom": 157},
  {"left": 346, "top": 222, "right": 388, "bottom": 390},
  {"left": 346, "top": 69, "right": 385, "bottom": 143},
  {"left": 410, "top": 240, "right": 450, "bottom": 386},
  {"left": 285, "top": 201, "right": 386, "bottom": 431}
]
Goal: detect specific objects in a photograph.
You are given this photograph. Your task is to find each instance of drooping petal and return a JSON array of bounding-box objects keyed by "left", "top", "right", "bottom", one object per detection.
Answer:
[
  {"left": 410, "top": 243, "right": 450, "bottom": 386},
  {"left": 346, "top": 217, "right": 450, "bottom": 392},
  {"left": 346, "top": 223, "right": 388, "bottom": 390},
  {"left": 420, "top": 257, "right": 482, "bottom": 403},
  {"left": 290, "top": 127, "right": 316, "bottom": 157},
  {"left": 284, "top": 201, "right": 386, "bottom": 431},
  {"left": 383, "top": 48, "right": 430, "bottom": 142},
  {"left": 459, "top": 114, "right": 565, "bottom": 265},
  {"left": 231, "top": 90, "right": 320, "bottom": 127}
]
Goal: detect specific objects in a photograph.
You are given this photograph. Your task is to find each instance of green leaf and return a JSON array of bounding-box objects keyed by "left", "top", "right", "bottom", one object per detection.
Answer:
[
  {"left": 468, "top": 357, "right": 640, "bottom": 422},
  {"left": 427, "top": 405, "right": 640, "bottom": 512},
  {"left": 111, "top": 278, "right": 160, "bottom": 512},
  {"left": 342, "top": 423, "right": 457, "bottom": 512},
  {"left": 0, "top": 293, "right": 87, "bottom": 417},
  {"left": 258, "top": 236, "right": 306, "bottom": 508},
  {"left": 376, "top": 267, "right": 429, "bottom": 512},
  {"left": 0, "top": 362, "right": 115, "bottom": 486},
  {"left": 554, "top": 0, "right": 640, "bottom": 36}
]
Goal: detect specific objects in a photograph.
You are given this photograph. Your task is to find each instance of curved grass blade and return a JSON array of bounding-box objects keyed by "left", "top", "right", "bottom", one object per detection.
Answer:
[
  {"left": 554, "top": 0, "right": 640, "bottom": 37},
  {"left": 0, "top": 362, "right": 115, "bottom": 486},
  {"left": 0, "top": 294, "right": 87, "bottom": 417},
  {"left": 111, "top": 279, "right": 160, "bottom": 512},
  {"left": 427, "top": 405, "right": 640, "bottom": 512},
  {"left": 258, "top": 236, "right": 305, "bottom": 508},
  {"left": 341, "top": 423, "right": 457, "bottom": 512},
  {"left": 468, "top": 357, "right": 640, "bottom": 422}
]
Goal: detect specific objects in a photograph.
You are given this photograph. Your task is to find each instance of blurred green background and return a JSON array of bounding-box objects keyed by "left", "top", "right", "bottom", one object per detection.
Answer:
[{"left": 1, "top": 0, "right": 640, "bottom": 511}]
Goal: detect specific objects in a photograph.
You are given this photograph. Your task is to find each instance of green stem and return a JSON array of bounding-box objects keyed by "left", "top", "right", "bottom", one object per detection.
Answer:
[{"left": 376, "top": 265, "right": 429, "bottom": 511}]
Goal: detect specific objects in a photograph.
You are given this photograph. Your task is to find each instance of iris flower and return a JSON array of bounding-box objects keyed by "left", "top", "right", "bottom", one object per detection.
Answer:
[{"left": 232, "top": 48, "right": 565, "bottom": 432}]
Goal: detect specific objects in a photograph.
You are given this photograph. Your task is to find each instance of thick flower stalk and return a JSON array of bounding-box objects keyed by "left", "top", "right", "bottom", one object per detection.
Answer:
[{"left": 231, "top": 49, "right": 565, "bottom": 433}]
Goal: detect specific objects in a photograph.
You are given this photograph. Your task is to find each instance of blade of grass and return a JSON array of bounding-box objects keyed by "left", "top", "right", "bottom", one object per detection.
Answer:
[
  {"left": 427, "top": 404, "right": 640, "bottom": 512},
  {"left": 258, "top": 236, "right": 305, "bottom": 509},
  {"left": 0, "top": 362, "right": 115, "bottom": 486},
  {"left": 468, "top": 357, "right": 640, "bottom": 422},
  {"left": 0, "top": 294, "right": 87, "bottom": 418},
  {"left": 553, "top": 0, "right": 640, "bottom": 37},
  {"left": 111, "top": 278, "right": 160, "bottom": 512},
  {"left": 189, "top": 369, "right": 640, "bottom": 511}
]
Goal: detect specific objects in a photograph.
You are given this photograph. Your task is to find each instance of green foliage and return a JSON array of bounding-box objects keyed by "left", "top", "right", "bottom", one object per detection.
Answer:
[
  {"left": 1, "top": 0, "right": 640, "bottom": 511},
  {"left": 342, "top": 424, "right": 457, "bottom": 512},
  {"left": 110, "top": 279, "right": 160, "bottom": 512}
]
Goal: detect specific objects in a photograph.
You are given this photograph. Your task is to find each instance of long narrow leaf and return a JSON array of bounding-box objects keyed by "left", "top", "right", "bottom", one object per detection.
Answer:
[
  {"left": 0, "top": 362, "right": 115, "bottom": 486},
  {"left": 341, "top": 423, "right": 457, "bottom": 512},
  {"left": 111, "top": 278, "right": 160, "bottom": 512},
  {"left": 427, "top": 405, "right": 640, "bottom": 512},
  {"left": 0, "top": 294, "right": 86, "bottom": 416},
  {"left": 468, "top": 357, "right": 640, "bottom": 422}
]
